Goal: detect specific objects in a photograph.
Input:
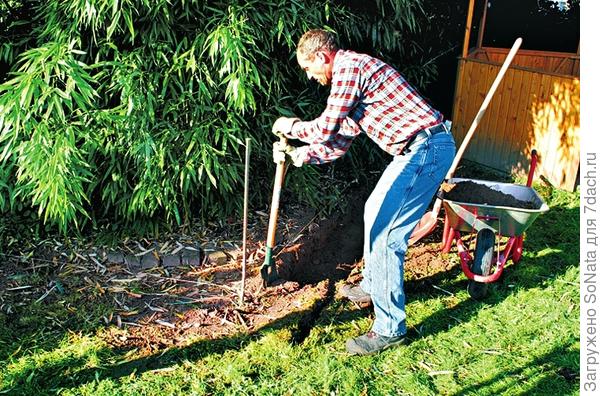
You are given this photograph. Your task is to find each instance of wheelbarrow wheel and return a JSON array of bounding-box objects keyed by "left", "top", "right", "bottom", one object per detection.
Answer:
[{"left": 468, "top": 228, "right": 495, "bottom": 300}]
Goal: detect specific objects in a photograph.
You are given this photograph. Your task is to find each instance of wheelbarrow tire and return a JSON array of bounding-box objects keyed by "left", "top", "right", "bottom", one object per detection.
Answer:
[{"left": 468, "top": 228, "right": 495, "bottom": 300}]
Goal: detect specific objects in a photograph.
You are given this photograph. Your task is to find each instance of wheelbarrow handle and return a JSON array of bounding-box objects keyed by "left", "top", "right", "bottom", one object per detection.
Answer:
[{"left": 526, "top": 150, "right": 538, "bottom": 188}]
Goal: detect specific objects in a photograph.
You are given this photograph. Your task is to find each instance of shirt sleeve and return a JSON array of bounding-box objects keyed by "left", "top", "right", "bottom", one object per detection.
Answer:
[
  {"left": 288, "top": 65, "right": 362, "bottom": 145},
  {"left": 298, "top": 116, "right": 361, "bottom": 164}
]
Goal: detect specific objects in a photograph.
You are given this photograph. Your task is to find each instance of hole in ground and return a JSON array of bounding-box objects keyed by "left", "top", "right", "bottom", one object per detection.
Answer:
[
  {"left": 274, "top": 192, "right": 367, "bottom": 344},
  {"left": 276, "top": 194, "right": 366, "bottom": 286}
]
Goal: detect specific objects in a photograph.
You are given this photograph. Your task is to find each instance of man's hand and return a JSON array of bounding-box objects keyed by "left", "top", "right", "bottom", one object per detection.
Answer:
[
  {"left": 272, "top": 140, "right": 288, "bottom": 164},
  {"left": 272, "top": 141, "right": 306, "bottom": 167},
  {"left": 272, "top": 117, "right": 300, "bottom": 138},
  {"left": 286, "top": 146, "right": 306, "bottom": 167}
]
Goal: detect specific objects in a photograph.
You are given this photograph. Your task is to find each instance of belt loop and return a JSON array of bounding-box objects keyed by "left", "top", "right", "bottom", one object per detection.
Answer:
[
  {"left": 444, "top": 120, "right": 452, "bottom": 132},
  {"left": 441, "top": 122, "right": 448, "bottom": 133}
]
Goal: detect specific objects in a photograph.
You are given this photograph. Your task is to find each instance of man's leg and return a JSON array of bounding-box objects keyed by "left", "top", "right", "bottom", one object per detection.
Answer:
[{"left": 348, "top": 133, "right": 455, "bottom": 354}]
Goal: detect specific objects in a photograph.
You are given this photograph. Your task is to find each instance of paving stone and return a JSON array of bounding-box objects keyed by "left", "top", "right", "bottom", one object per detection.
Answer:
[
  {"left": 124, "top": 255, "right": 141, "bottom": 270},
  {"left": 181, "top": 248, "right": 202, "bottom": 266},
  {"left": 105, "top": 251, "right": 125, "bottom": 264},
  {"left": 140, "top": 253, "right": 160, "bottom": 269},
  {"left": 162, "top": 255, "right": 181, "bottom": 268},
  {"left": 225, "top": 247, "right": 243, "bottom": 261},
  {"left": 207, "top": 250, "right": 228, "bottom": 265}
]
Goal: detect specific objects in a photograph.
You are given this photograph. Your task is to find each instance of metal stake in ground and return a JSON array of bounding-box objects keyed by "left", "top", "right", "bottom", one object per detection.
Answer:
[
  {"left": 239, "top": 137, "right": 251, "bottom": 305},
  {"left": 260, "top": 136, "right": 288, "bottom": 286}
]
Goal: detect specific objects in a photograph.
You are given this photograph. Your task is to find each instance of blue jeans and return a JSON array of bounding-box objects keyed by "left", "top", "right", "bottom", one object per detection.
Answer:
[{"left": 360, "top": 128, "right": 456, "bottom": 337}]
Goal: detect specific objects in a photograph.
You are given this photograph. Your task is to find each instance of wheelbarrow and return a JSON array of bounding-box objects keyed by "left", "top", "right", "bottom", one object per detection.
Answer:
[{"left": 440, "top": 150, "right": 549, "bottom": 299}]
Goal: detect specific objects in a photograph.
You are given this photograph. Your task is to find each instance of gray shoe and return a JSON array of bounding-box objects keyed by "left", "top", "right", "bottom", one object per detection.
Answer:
[
  {"left": 346, "top": 331, "right": 406, "bottom": 355},
  {"left": 340, "top": 284, "right": 372, "bottom": 303}
]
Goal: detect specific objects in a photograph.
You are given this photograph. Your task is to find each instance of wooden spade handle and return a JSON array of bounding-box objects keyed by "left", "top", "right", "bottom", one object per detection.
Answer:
[{"left": 266, "top": 136, "right": 287, "bottom": 249}]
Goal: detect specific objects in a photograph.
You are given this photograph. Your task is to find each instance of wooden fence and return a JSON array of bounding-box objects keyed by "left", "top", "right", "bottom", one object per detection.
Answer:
[{"left": 451, "top": 47, "right": 580, "bottom": 191}]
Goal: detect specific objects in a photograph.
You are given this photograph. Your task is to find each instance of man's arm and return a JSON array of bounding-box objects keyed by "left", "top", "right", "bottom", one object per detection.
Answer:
[
  {"left": 295, "top": 117, "right": 361, "bottom": 165},
  {"left": 288, "top": 65, "right": 362, "bottom": 145}
]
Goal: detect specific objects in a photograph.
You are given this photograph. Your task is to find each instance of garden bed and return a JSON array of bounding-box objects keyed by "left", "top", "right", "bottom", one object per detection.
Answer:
[{"left": 0, "top": 187, "right": 456, "bottom": 356}]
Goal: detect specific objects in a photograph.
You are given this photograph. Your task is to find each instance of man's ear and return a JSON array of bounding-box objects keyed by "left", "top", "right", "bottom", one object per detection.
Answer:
[
  {"left": 314, "top": 51, "right": 329, "bottom": 65},
  {"left": 319, "top": 51, "right": 333, "bottom": 65}
]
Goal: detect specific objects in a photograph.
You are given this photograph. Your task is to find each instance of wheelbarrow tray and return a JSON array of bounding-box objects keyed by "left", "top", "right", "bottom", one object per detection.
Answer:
[{"left": 440, "top": 178, "right": 549, "bottom": 236}]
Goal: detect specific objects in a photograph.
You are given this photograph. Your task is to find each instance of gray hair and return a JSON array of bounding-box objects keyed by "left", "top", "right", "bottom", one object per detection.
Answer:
[{"left": 297, "top": 29, "right": 339, "bottom": 60}]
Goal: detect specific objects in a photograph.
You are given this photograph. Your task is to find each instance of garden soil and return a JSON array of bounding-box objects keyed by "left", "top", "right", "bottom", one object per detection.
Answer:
[
  {"left": 443, "top": 181, "right": 538, "bottom": 209},
  {"left": 0, "top": 188, "right": 456, "bottom": 356}
]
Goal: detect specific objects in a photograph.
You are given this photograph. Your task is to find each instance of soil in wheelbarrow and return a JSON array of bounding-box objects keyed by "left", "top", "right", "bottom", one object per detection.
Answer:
[{"left": 443, "top": 181, "right": 538, "bottom": 209}]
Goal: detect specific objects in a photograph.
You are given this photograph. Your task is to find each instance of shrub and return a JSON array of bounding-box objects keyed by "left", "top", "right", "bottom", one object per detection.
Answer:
[{"left": 0, "top": 0, "right": 435, "bottom": 233}]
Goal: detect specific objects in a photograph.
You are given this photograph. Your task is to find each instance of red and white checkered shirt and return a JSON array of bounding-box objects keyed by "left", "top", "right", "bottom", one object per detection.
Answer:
[{"left": 288, "top": 50, "right": 443, "bottom": 164}]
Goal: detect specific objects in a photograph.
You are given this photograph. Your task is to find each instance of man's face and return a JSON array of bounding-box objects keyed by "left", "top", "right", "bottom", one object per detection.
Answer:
[{"left": 297, "top": 51, "right": 333, "bottom": 86}]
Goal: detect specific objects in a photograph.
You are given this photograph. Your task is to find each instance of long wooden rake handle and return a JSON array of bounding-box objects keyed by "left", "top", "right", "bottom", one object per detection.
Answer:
[
  {"left": 446, "top": 37, "right": 523, "bottom": 180},
  {"left": 431, "top": 37, "right": 523, "bottom": 214}
]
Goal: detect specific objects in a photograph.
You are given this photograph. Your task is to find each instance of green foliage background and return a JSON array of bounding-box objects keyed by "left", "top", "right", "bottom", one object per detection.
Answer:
[{"left": 0, "top": 0, "right": 437, "bottom": 234}]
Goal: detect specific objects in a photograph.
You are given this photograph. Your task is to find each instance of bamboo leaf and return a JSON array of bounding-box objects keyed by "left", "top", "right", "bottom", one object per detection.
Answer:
[{"left": 0, "top": 0, "right": 434, "bottom": 231}]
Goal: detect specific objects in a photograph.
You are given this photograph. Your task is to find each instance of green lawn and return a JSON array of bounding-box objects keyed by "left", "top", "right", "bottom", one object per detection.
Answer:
[{"left": 0, "top": 186, "right": 579, "bottom": 395}]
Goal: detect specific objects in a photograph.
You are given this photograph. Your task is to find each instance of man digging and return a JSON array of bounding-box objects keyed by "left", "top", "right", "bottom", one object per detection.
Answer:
[{"left": 272, "top": 29, "right": 456, "bottom": 355}]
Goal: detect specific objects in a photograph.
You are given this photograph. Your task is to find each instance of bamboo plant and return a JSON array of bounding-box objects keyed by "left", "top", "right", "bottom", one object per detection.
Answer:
[{"left": 0, "top": 0, "right": 435, "bottom": 234}]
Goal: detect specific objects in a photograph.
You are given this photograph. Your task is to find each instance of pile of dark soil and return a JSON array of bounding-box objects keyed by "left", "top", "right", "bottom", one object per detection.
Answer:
[{"left": 443, "top": 181, "right": 538, "bottom": 209}]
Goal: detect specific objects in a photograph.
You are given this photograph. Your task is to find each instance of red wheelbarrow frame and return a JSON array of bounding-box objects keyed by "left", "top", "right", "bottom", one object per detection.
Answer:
[{"left": 440, "top": 151, "right": 539, "bottom": 284}]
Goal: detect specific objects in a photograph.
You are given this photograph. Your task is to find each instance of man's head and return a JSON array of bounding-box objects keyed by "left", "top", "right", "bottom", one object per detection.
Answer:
[{"left": 296, "top": 29, "right": 339, "bottom": 86}]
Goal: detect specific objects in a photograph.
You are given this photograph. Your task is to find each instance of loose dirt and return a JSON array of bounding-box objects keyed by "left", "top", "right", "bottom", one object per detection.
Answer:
[
  {"left": 443, "top": 181, "right": 538, "bottom": 209},
  {"left": 1, "top": 187, "right": 458, "bottom": 355}
]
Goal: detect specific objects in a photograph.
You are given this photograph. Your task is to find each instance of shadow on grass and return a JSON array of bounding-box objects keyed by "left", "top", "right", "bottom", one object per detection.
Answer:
[
  {"left": 1, "top": 269, "right": 347, "bottom": 394},
  {"left": 450, "top": 343, "right": 579, "bottom": 395},
  {"left": 1, "top": 303, "right": 319, "bottom": 395}
]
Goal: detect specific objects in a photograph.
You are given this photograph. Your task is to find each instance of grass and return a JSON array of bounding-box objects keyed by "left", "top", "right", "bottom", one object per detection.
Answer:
[{"left": 0, "top": 185, "right": 579, "bottom": 395}]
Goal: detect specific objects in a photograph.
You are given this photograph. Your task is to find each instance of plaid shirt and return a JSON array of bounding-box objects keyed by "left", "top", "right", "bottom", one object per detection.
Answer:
[{"left": 288, "top": 50, "right": 442, "bottom": 164}]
